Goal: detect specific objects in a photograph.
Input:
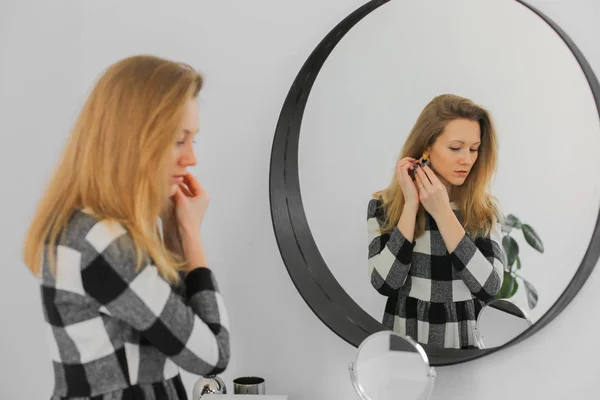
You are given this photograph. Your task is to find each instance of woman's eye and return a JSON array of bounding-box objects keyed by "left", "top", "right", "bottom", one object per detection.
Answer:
[
  {"left": 470, "top": 148, "right": 479, "bottom": 152},
  {"left": 450, "top": 147, "right": 460, "bottom": 151}
]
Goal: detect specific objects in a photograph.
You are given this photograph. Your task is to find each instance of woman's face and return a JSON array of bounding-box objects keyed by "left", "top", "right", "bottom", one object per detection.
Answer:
[
  {"left": 428, "top": 118, "right": 481, "bottom": 186},
  {"left": 167, "top": 98, "right": 199, "bottom": 197}
]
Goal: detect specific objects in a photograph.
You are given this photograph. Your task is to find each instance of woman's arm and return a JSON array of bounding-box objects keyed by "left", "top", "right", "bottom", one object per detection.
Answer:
[
  {"left": 81, "top": 220, "right": 230, "bottom": 376},
  {"left": 435, "top": 208, "right": 505, "bottom": 302},
  {"left": 367, "top": 199, "right": 416, "bottom": 296},
  {"left": 414, "top": 165, "right": 504, "bottom": 302},
  {"left": 430, "top": 207, "right": 466, "bottom": 253}
]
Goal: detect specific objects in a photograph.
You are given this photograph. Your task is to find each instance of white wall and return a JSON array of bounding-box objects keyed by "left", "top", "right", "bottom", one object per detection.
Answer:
[
  {"left": 0, "top": 1, "right": 84, "bottom": 399},
  {"left": 1, "top": 1, "right": 598, "bottom": 399}
]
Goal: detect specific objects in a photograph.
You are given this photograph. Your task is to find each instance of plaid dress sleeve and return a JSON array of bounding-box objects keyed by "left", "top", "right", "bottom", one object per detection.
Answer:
[
  {"left": 80, "top": 219, "right": 230, "bottom": 376},
  {"left": 448, "top": 219, "right": 506, "bottom": 302},
  {"left": 367, "top": 198, "right": 415, "bottom": 296}
]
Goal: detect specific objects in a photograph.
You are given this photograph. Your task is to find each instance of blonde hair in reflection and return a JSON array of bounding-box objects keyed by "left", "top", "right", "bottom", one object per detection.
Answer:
[
  {"left": 22, "top": 55, "right": 203, "bottom": 284},
  {"left": 373, "top": 94, "right": 501, "bottom": 239}
]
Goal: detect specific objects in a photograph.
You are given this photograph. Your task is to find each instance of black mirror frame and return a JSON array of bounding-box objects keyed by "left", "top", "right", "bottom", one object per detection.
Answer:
[{"left": 268, "top": 0, "right": 600, "bottom": 366}]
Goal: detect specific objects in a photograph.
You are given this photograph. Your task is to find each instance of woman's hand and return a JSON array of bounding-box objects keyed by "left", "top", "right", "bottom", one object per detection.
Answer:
[
  {"left": 172, "top": 172, "right": 210, "bottom": 236},
  {"left": 396, "top": 157, "right": 420, "bottom": 210},
  {"left": 414, "top": 165, "right": 452, "bottom": 219},
  {"left": 166, "top": 172, "right": 210, "bottom": 271}
]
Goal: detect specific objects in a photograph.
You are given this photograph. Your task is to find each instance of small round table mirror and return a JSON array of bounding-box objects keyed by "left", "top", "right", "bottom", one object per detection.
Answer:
[
  {"left": 349, "top": 331, "right": 436, "bottom": 400},
  {"left": 474, "top": 299, "right": 533, "bottom": 349}
]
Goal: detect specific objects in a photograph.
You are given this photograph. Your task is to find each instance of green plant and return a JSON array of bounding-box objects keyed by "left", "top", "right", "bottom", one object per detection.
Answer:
[{"left": 494, "top": 213, "right": 544, "bottom": 309}]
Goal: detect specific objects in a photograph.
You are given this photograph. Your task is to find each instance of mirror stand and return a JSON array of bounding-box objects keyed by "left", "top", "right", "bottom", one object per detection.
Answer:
[{"left": 348, "top": 362, "right": 436, "bottom": 400}]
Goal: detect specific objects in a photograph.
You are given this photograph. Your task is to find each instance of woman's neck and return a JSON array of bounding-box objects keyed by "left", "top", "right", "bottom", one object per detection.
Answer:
[{"left": 438, "top": 177, "right": 456, "bottom": 202}]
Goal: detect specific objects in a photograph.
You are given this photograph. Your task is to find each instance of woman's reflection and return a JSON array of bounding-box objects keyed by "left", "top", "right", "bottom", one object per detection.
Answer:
[{"left": 367, "top": 94, "right": 507, "bottom": 349}]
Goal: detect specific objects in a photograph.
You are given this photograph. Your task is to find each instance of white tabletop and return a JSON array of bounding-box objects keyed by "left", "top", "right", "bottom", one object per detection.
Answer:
[{"left": 201, "top": 395, "right": 288, "bottom": 400}]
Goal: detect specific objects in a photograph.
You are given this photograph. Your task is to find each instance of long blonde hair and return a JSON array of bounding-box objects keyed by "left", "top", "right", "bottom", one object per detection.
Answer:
[
  {"left": 374, "top": 94, "right": 500, "bottom": 239},
  {"left": 22, "top": 54, "right": 203, "bottom": 284}
]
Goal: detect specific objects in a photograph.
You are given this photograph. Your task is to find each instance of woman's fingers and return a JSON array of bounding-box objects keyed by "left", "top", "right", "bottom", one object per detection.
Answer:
[
  {"left": 182, "top": 172, "right": 202, "bottom": 196},
  {"left": 416, "top": 166, "right": 433, "bottom": 189},
  {"left": 422, "top": 165, "right": 442, "bottom": 187},
  {"left": 397, "top": 158, "right": 417, "bottom": 177},
  {"left": 401, "top": 163, "right": 413, "bottom": 179},
  {"left": 398, "top": 159, "right": 417, "bottom": 180},
  {"left": 398, "top": 157, "right": 416, "bottom": 165},
  {"left": 179, "top": 182, "right": 194, "bottom": 197},
  {"left": 397, "top": 159, "right": 415, "bottom": 169},
  {"left": 414, "top": 174, "right": 427, "bottom": 197}
]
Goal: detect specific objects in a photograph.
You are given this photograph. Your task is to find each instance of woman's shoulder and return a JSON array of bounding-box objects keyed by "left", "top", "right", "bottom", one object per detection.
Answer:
[
  {"left": 56, "top": 209, "right": 147, "bottom": 281},
  {"left": 368, "top": 196, "right": 383, "bottom": 207},
  {"left": 367, "top": 195, "right": 385, "bottom": 219},
  {"left": 61, "top": 209, "right": 137, "bottom": 259}
]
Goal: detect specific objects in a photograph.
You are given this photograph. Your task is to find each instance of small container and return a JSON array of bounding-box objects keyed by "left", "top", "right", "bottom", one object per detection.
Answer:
[{"left": 233, "top": 376, "right": 266, "bottom": 394}]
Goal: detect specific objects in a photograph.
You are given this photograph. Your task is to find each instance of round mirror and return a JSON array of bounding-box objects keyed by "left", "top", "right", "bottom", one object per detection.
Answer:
[
  {"left": 349, "top": 331, "right": 436, "bottom": 400},
  {"left": 270, "top": 0, "right": 600, "bottom": 365},
  {"left": 474, "top": 299, "right": 533, "bottom": 349}
]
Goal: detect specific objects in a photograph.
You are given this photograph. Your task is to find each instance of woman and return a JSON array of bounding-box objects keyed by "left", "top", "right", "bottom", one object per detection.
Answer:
[
  {"left": 22, "top": 55, "right": 229, "bottom": 399},
  {"left": 367, "top": 94, "right": 507, "bottom": 349}
]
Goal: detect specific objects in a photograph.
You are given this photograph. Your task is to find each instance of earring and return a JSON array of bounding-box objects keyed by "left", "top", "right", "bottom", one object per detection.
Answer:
[{"left": 420, "top": 151, "right": 431, "bottom": 167}]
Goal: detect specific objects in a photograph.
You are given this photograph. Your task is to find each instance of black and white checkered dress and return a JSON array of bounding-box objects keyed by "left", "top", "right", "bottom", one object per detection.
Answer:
[
  {"left": 367, "top": 197, "right": 506, "bottom": 349},
  {"left": 39, "top": 209, "right": 230, "bottom": 399}
]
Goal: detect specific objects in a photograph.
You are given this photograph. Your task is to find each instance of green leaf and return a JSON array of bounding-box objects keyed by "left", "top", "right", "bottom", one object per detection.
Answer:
[
  {"left": 522, "top": 278, "right": 539, "bottom": 309},
  {"left": 495, "top": 272, "right": 518, "bottom": 299},
  {"left": 504, "top": 214, "right": 522, "bottom": 229},
  {"left": 502, "top": 235, "right": 519, "bottom": 267},
  {"left": 509, "top": 277, "right": 519, "bottom": 297},
  {"left": 521, "top": 224, "right": 544, "bottom": 253},
  {"left": 501, "top": 221, "right": 511, "bottom": 234},
  {"left": 516, "top": 256, "right": 522, "bottom": 270}
]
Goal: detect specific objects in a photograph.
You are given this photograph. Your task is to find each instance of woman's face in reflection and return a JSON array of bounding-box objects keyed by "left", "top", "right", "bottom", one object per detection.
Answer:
[{"left": 428, "top": 118, "right": 481, "bottom": 186}]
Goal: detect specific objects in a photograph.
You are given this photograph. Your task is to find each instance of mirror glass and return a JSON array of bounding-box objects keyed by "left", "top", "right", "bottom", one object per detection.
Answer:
[
  {"left": 298, "top": 0, "right": 600, "bottom": 351},
  {"left": 349, "top": 331, "right": 435, "bottom": 400},
  {"left": 474, "top": 299, "right": 533, "bottom": 349}
]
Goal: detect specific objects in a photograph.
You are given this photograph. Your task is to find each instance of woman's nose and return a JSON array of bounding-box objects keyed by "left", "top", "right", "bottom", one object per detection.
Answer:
[
  {"left": 458, "top": 153, "right": 472, "bottom": 165},
  {"left": 180, "top": 148, "right": 197, "bottom": 167}
]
